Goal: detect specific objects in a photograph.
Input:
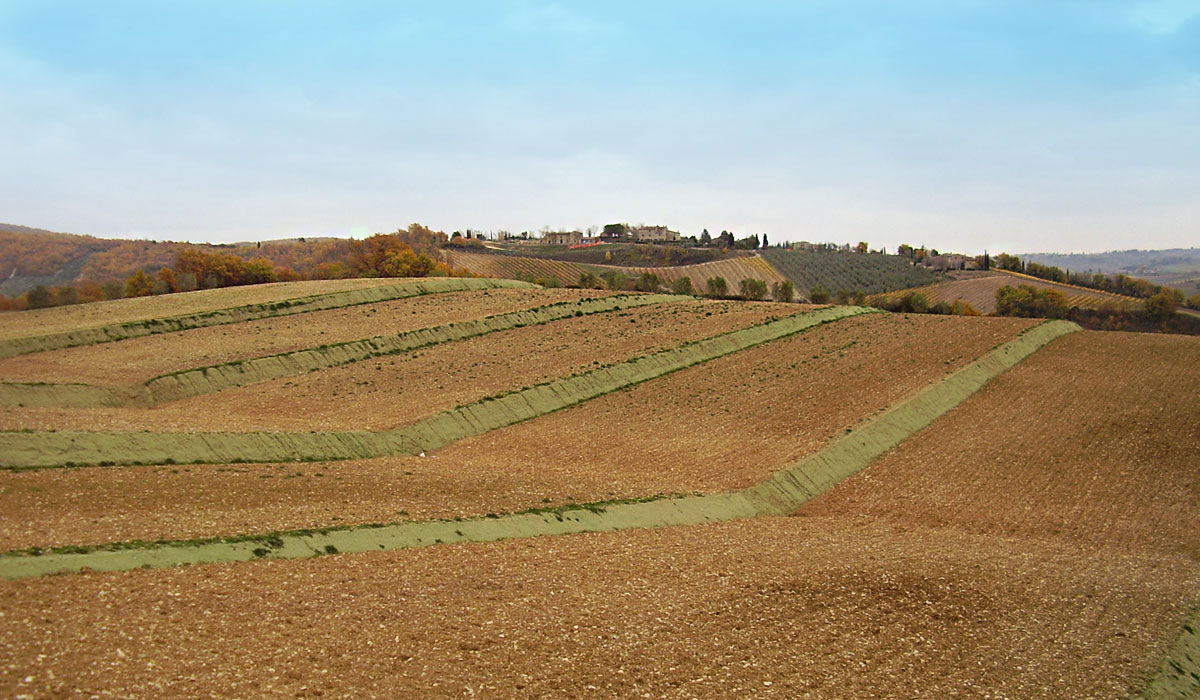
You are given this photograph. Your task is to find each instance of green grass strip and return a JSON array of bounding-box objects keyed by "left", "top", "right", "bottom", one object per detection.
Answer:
[
  {"left": 0, "top": 319, "right": 1078, "bottom": 579},
  {"left": 0, "top": 277, "right": 533, "bottom": 359},
  {"left": 0, "top": 306, "right": 870, "bottom": 469},
  {"left": 0, "top": 293, "right": 684, "bottom": 408},
  {"left": 1138, "top": 606, "right": 1200, "bottom": 699}
]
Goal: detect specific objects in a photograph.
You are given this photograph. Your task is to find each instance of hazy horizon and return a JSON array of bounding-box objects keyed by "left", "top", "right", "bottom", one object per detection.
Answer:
[{"left": 2, "top": 1, "right": 1197, "bottom": 255}]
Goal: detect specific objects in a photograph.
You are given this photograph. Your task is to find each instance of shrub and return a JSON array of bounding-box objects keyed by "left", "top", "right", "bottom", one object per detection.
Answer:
[
  {"left": 1145, "top": 290, "right": 1178, "bottom": 321},
  {"left": 995, "top": 285, "right": 1069, "bottom": 319},
  {"left": 739, "top": 278, "right": 768, "bottom": 301},
  {"left": 600, "top": 270, "right": 628, "bottom": 291},
  {"left": 704, "top": 276, "right": 729, "bottom": 298},
  {"left": 577, "top": 271, "right": 602, "bottom": 289},
  {"left": 671, "top": 277, "right": 695, "bottom": 295},
  {"left": 636, "top": 272, "right": 663, "bottom": 293},
  {"left": 771, "top": 280, "right": 795, "bottom": 303},
  {"left": 24, "top": 285, "right": 53, "bottom": 309},
  {"left": 808, "top": 285, "right": 831, "bottom": 304}
]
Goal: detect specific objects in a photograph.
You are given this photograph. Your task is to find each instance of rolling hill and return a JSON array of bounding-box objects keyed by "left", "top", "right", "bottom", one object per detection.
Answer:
[
  {"left": 0, "top": 279, "right": 1196, "bottom": 698},
  {"left": 868, "top": 269, "right": 1145, "bottom": 314}
]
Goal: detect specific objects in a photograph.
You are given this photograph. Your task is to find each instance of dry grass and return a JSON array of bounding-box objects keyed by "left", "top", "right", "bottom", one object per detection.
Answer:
[
  {"left": 0, "top": 278, "right": 407, "bottom": 340},
  {"left": 0, "top": 300, "right": 815, "bottom": 433},
  {"left": 0, "top": 288, "right": 616, "bottom": 385},
  {"left": 0, "top": 314, "right": 1036, "bottom": 549}
]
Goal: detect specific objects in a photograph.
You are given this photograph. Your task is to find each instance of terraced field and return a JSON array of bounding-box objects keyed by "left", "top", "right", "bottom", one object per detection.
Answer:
[
  {"left": 869, "top": 270, "right": 1143, "bottom": 313},
  {"left": 0, "top": 279, "right": 1195, "bottom": 699}
]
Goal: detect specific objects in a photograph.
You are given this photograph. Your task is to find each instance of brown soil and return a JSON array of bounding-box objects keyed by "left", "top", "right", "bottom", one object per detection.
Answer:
[
  {"left": 0, "top": 300, "right": 815, "bottom": 433},
  {"left": 0, "top": 278, "right": 405, "bottom": 341},
  {"left": 0, "top": 314, "right": 1036, "bottom": 549},
  {"left": 1, "top": 517, "right": 1193, "bottom": 699},
  {"left": 798, "top": 330, "right": 1200, "bottom": 561},
  {"left": 0, "top": 288, "right": 615, "bottom": 385}
]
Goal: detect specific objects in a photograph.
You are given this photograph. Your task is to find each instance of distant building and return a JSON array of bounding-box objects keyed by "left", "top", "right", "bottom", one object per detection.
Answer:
[
  {"left": 629, "top": 225, "right": 681, "bottom": 243},
  {"left": 542, "top": 230, "right": 583, "bottom": 246}
]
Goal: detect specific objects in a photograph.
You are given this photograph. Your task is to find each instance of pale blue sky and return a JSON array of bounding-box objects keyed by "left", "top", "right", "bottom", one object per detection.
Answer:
[{"left": 1, "top": 1, "right": 1197, "bottom": 253}]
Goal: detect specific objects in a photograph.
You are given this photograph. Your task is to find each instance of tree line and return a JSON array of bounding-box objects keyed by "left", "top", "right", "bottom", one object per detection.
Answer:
[{"left": 4, "top": 224, "right": 469, "bottom": 311}]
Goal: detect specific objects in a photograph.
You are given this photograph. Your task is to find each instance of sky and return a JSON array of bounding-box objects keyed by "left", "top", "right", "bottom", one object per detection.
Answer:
[{"left": 0, "top": 1, "right": 1197, "bottom": 255}]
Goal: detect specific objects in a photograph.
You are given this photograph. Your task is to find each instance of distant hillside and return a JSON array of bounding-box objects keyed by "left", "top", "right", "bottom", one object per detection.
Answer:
[
  {"left": 1021, "top": 248, "right": 1200, "bottom": 297},
  {"left": 443, "top": 249, "right": 789, "bottom": 296},
  {"left": 0, "top": 224, "right": 359, "bottom": 298},
  {"left": 760, "top": 248, "right": 938, "bottom": 296},
  {"left": 869, "top": 270, "right": 1143, "bottom": 314}
]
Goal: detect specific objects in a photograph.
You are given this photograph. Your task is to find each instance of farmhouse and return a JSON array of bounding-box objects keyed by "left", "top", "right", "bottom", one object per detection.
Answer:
[
  {"left": 541, "top": 230, "right": 584, "bottom": 246},
  {"left": 629, "top": 225, "right": 681, "bottom": 243}
]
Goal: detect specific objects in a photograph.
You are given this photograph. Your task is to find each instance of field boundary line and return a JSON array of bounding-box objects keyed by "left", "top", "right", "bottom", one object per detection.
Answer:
[
  {"left": 0, "top": 277, "right": 533, "bottom": 358},
  {"left": 0, "top": 294, "right": 685, "bottom": 408},
  {"left": 0, "top": 306, "right": 868, "bottom": 469},
  {"left": 0, "top": 318, "right": 1079, "bottom": 578}
]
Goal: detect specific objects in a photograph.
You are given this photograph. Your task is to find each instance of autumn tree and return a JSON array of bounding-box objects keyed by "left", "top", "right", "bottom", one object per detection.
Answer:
[
  {"left": 24, "top": 285, "right": 53, "bottom": 309},
  {"left": 124, "top": 270, "right": 154, "bottom": 297}
]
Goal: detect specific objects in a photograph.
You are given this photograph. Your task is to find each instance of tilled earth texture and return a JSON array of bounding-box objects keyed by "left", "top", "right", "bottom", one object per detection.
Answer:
[{"left": 0, "top": 280, "right": 1196, "bottom": 700}]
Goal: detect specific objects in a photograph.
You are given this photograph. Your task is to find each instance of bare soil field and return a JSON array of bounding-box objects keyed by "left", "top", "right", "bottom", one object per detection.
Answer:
[
  {"left": 870, "top": 270, "right": 1142, "bottom": 313},
  {"left": 799, "top": 331, "right": 1200, "bottom": 560},
  {"left": 0, "top": 314, "right": 1037, "bottom": 549},
  {"left": 0, "top": 300, "right": 817, "bottom": 433},
  {"left": 0, "top": 278, "right": 408, "bottom": 340},
  {"left": 1, "top": 517, "right": 1193, "bottom": 699},
  {"left": 0, "top": 288, "right": 617, "bottom": 385}
]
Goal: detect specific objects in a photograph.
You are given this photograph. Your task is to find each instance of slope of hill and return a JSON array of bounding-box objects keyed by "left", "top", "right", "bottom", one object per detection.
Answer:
[
  {"left": 761, "top": 248, "right": 939, "bottom": 296},
  {"left": 0, "top": 280, "right": 1195, "bottom": 698},
  {"left": 869, "top": 270, "right": 1144, "bottom": 314},
  {"left": 1021, "top": 248, "right": 1200, "bottom": 297},
  {"left": 444, "top": 249, "right": 789, "bottom": 295}
]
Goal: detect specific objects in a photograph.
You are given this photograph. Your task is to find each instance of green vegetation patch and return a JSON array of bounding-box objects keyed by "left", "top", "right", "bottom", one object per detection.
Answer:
[
  {"left": 762, "top": 248, "right": 938, "bottom": 297},
  {"left": 1139, "top": 607, "right": 1200, "bottom": 699}
]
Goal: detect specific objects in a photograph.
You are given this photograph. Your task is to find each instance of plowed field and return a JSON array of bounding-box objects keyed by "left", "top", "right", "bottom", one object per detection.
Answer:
[
  {"left": 0, "top": 315, "right": 1037, "bottom": 548},
  {"left": 0, "top": 300, "right": 816, "bottom": 433},
  {"left": 799, "top": 331, "right": 1200, "bottom": 559},
  {"left": 1, "top": 279, "right": 1196, "bottom": 700},
  {"left": 870, "top": 271, "right": 1141, "bottom": 313},
  {"left": 0, "top": 517, "right": 1192, "bottom": 699},
  {"left": 0, "top": 278, "right": 407, "bottom": 340},
  {"left": 0, "top": 288, "right": 617, "bottom": 385}
]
